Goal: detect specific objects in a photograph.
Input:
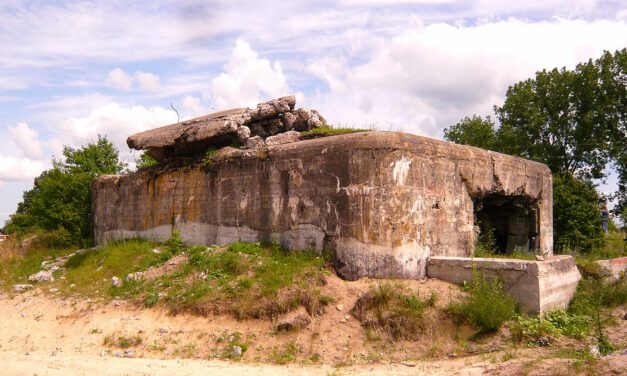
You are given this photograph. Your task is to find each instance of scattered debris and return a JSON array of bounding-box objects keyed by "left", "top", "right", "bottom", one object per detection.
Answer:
[{"left": 28, "top": 270, "right": 54, "bottom": 283}]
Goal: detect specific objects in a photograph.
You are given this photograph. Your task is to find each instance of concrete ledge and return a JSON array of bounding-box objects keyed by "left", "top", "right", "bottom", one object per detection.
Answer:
[
  {"left": 595, "top": 257, "right": 627, "bottom": 282},
  {"left": 427, "top": 255, "right": 580, "bottom": 315}
]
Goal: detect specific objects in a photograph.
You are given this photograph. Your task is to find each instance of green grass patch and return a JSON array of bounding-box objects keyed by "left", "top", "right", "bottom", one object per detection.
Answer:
[
  {"left": 300, "top": 125, "right": 370, "bottom": 138},
  {"left": 448, "top": 272, "right": 516, "bottom": 333},
  {"left": 270, "top": 341, "right": 299, "bottom": 364},
  {"left": 61, "top": 238, "right": 160, "bottom": 297},
  {"left": 139, "top": 242, "right": 330, "bottom": 319}
]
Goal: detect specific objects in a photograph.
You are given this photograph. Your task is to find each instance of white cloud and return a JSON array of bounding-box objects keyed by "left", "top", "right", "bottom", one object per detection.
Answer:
[
  {"left": 136, "top": 71, "right": 161, "bottom": 91},
  {"left": 106, "top": 68, "right": 133, "bottom": 91},
  {"left": 307, "top": 18, "right": 627, "bottom": 137},
  {"left": 8, "top": 123, "right": 44, "bottom": 159},
  {"left": 57, "top": 102, "right": 177, "bottom": 157},
  {"left": 211, "top": 40, "right": 290, "bottom": 109},
  {"left": 181, "top": 95, "right": 205, "bottom": 117},
  {"left": 0, "top": 156, "right": 45, "bottom": 182}
]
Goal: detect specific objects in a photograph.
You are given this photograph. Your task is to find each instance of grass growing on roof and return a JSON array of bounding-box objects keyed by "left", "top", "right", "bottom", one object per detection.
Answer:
[
  {"left": 300, "top": 124, "right": 370, "bottom": 137},
  {"left": 138, "top": 241, "right": 332, "bottom": 319}
]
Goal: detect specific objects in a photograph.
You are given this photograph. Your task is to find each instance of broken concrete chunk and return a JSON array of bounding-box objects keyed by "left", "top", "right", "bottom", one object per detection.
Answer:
[
  {"left": 245, "top": 136, "right": 265, "bottom": 149},
  {"left": 265, "top": 131, "right": 301, "bottom": 146},
  {"left": 28, "top": 270, "right": 54, "bottom": 283}
]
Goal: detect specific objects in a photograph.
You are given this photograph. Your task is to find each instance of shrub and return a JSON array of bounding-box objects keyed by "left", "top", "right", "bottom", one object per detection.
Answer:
[
  {"left": 544, "top": 310, "right": 591, "bottom": 339},
  {"left": 448, "top": 272, "right": 516, "bottom": 333},
  {"left": 510, "top": 315, "right": 560, "bottom": 344}
]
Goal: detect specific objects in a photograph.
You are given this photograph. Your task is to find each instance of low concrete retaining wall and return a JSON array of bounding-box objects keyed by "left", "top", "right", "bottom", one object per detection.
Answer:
[
  {"left": 595, "top": 257, "right": 627, "bottom": 282},
  {"left": 427, "top": 255, "right": 581, "bottom": 315}
]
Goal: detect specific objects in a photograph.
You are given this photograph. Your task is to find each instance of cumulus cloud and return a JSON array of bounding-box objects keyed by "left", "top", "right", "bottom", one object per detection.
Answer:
[
  {"left": 8, "top": 123, "right": 44, "bottom": 159},
  {"left": 0, "top": 156, "right": 45, "bottom": 182},
  {"left": 57, "top": 102, "right": 177, "bottom": 155},
  {"left": 308, "top": 18, "right": 627, "bottom": 136},
  {"left": 106, "top": 68, "right": 134, "bottom": 91},
  {"left": 136, "top": 71, "right": 161, "bottom": 91},
  {"left": 181, "top": 95, "right": 205, "bottom": 117},
  {"left": 211, "top": 40, "right": 290, "bottom": 109}
]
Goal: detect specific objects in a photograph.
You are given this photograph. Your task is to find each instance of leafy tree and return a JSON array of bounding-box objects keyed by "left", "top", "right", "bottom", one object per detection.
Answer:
[
  {"left": 553, "top": 173, "right": 604, "bottom": 253},
  {"left": 135, "top": 152, "right": 158, "bottom": 170},
  {"left": 3, "top": 135, "right": 126, "bottom": 246},
  {"left": 443, "top": 115, "right": 497, "bottom": 151}
]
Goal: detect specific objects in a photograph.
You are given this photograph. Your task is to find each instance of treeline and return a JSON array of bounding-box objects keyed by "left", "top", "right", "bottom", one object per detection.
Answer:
[{"left": 444, "top": 49, "right": 626, "bottom": 253}]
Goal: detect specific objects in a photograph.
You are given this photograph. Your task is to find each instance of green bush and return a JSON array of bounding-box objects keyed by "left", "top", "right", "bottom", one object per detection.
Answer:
[
  {"left": 510, "top": 315, "right": 560, "bottom": 343},
  {"left": 448, "top": 272, "right": 516, "bottom": 333},
  {"left": 544, "top": 310, "right": 591, "bottom": 339}
]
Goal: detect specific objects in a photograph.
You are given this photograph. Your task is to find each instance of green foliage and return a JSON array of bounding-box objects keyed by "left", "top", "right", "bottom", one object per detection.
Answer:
[
  {"left": 135, "top": 152, "right": 158, "bottom": 169},
  {"left": 544, "top": 310, "right": 591, "bottom": 339},
  {"left": 300, "top": 124, "right": 369, "bottom": 137},
  {"left": 443, "top": 115, "right": 497, "bottom": 151},
  {"left": 553, "top": 173, "right": 604, "bottom": 253},
  {"left": 510, "top": 315, "right": 561, "bottom": 343},
  {"left": 448, "top": 272, "right": 516, "bottom": 333},
  {"left": 270, "top": 341, "right": 299, "bottom": 364},
  {"left": 569, "top": 273, "right": 627, "bottom": 355},
  {"left": 4, "top": 135, "right": 126, "bottom": 245}
]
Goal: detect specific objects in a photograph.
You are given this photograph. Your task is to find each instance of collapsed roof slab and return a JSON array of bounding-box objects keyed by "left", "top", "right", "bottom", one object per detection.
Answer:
[{"left": 127, "top": 96, "right": 326, "bottom": 161}]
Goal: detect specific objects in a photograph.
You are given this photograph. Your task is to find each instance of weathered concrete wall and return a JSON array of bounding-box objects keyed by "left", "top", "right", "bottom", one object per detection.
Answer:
[
  {"left": 93, "top": 131, "right": 553, "bottom": 280},
  {"left": 426, "top": 255, "right": 581, "bottom": 314}
]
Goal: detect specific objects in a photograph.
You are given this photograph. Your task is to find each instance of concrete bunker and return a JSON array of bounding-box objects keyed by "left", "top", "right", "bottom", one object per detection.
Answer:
[
  {"left": 92, "top": 96, "right": 582, "bottom": 314},
  {"left": 474, "top": 193, "right": 540, "bottom": 254}
]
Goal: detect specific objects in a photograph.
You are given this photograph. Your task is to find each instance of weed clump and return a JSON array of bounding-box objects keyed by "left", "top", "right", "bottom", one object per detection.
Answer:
[
  {"left": 300, "top": 125, "right": 369, "bottom": 138},
  {"left": 351, "top": 282, "right": 430, "bottom": 340},
  {"left": 448, "top": 272, "right": 516, "bottom": 333}
]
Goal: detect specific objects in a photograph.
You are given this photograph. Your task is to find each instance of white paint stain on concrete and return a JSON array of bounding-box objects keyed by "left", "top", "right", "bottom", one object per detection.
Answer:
[{"left": 391, "top": 156, "right": 412, "bottom": 186}]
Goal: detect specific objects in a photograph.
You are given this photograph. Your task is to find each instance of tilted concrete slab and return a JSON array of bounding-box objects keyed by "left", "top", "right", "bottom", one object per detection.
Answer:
[
  {"left": 93, "top": 131, "right": 553, "bottom": 281},
  {"left": 426, "top": 255, "right": 581, "bottom": 315}
]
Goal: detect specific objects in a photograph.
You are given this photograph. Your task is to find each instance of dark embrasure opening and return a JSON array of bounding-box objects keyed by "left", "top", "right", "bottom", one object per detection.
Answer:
[{"left": 474, "top": 193, "right": 540, "bottom": 254}]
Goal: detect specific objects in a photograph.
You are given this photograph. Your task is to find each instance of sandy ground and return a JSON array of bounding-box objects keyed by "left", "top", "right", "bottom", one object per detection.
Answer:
[{"left": 0, "top": 276, "right": 624, "bottom": 375}]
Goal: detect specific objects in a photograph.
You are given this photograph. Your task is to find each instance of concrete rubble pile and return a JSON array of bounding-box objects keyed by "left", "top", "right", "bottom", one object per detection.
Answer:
[{"left": 127, "top": 96, "right": 326, "bottom": 161}]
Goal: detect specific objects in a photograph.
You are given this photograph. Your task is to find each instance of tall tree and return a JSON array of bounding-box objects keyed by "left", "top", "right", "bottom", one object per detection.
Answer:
[{"left": 443, "top": 115, "right": 497, "bottom": 151}]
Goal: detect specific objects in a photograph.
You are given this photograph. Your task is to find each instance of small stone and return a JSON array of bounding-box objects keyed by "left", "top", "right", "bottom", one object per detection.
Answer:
[
  {"left": 125, "top": 272, "right": 144, "bottom": 282},
  {"left": 114, "top": 351, "right": 122, "bottom": 358},
  {"left": 339, "top": 318, "right": 347, "bottom": 323},
  {"left": 336, "top": 304, "right": 344, "bottom": 312},
  {"left": 231, "top": 345, "right": 242, "bottom": 358},
  {"left": 28, "top": 270, "right": 54, "bottom": 283},
  {"left": 159, "top": 328, "right": 168, "bottom": 334},
  {"left": 100, "top": 350, "right": 107, "bottom": 356},
  {"left": 13, "top": 284, "right": 33, "bottom": 293},
  {"left": 535, "top": 255, "right": 545, "bottom": 261},
  {"left": 20, "top": 313, "right": 27, "bottom": 318},
  {"left": 623, "top": 312, "right": 627, "bottom": 320},
  {"left": 589, "top": 344, "right": 601, "bottom": 358},
  {"left": 111, "top": 276, "right": 122, "bottom": 288},
  {"left": 49, "top": 288, "right": 59, "bottom": 293},
  {"left": 344, "top": 315, "right": 351, "bottom": 321},
  {"left": 123, "top": 350, "right": 135, "bottom": 358},
  {"left": 152, "top": 248, "right": 161, "bottom": 254},
  {"left": 69, "top": 284, "right": 76, "bottom": 288}
]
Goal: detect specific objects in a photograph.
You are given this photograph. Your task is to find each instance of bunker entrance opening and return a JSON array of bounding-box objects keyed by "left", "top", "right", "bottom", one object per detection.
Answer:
[{"left": 474, "top": 194, "right": 539, "bottom": 254}]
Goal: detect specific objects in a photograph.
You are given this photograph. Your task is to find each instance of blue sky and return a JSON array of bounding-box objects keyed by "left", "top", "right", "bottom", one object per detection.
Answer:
[{"left": 1, "top": 0, "right": 626, "bottom": 225}]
